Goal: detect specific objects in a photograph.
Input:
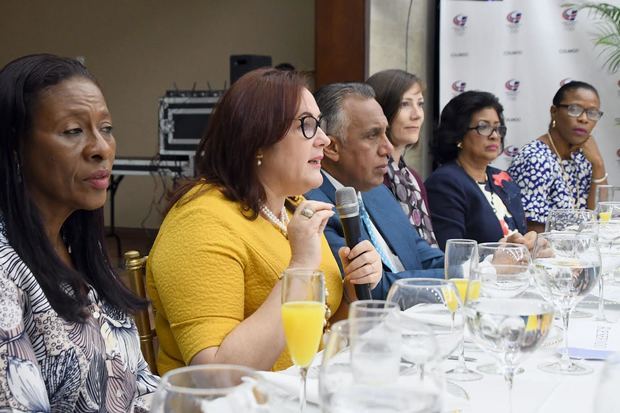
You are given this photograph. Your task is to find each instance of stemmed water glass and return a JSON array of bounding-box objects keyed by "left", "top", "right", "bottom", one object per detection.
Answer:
[
  {"left": 387, "top": 278, "right": 467, "bottom": 399},
  {"left": 472, "top": 243, "right": 532, "bottom": 375},
  {"left": 281, "top": 269, "right": 326, "bottom": 412},
  {"left": 464, "top": 285, "right": 555, "bottom": 413},
  {"left": 151, "top": 364, "right": 270, "bottom": 412},
  {"left": 595, "top": 184, "right": 620, "bottom": 205},
  {"left": 443, "top": 239, "right": 482, "bottom": 381},
  {"left": 545, "top": 208, "right": 598, "bottom": 319},
  {"left": 532, "top": 231, "right": 602, "bottom": 375},
  {"left": 319, "top": 319, "right": 443, "bottom": 413},
  {"left": 595, "top": 202, "right": 620, "bottom": 321},
  {"left": 545, "top": 208, "right": 596, "bottom": 232}
]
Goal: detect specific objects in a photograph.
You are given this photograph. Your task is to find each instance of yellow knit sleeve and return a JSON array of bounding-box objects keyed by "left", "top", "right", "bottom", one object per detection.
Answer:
[{"left": 148, "top": 201, "right": 246, "bottom": 366}]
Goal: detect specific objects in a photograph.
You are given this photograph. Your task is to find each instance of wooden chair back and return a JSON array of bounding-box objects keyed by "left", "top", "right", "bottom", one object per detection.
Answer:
[{"left": 124, "top": 250, "right": 158, "bottom": 375}]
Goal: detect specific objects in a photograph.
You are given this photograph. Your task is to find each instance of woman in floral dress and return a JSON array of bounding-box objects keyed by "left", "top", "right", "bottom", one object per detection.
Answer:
[{"left": 0, "top": 54, "right": 159, "bottom": 412}]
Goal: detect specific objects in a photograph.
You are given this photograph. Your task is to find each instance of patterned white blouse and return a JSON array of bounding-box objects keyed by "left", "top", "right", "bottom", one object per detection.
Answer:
[
  {"left": 0, "top": 221, "right": 159, "bottom": 412},
  {"left": 508, "top": 139, "right": 592, "bottom": 224}
]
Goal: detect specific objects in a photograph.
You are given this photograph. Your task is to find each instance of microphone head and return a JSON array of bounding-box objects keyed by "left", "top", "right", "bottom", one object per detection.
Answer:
[{"left": 335, "top": 186, "right": 359, "bottom": 217}]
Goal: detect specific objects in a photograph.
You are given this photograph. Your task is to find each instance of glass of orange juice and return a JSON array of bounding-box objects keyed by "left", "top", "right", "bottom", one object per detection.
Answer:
[
  {"left": 281, "top": 268, "right": 325, "bottom": 412},
  {"left": 444, "top": 239, "right": 481, "bottom": 381}
]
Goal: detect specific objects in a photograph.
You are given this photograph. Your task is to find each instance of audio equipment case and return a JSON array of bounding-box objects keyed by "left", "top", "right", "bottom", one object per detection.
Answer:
[{"left": 158, "top": 90, "right": 224, "bottom": 156}]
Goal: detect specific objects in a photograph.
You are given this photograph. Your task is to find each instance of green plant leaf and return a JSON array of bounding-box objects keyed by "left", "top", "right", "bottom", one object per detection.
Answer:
[{"left": 567, "top": 2, "right": 620, "bottom": 73}]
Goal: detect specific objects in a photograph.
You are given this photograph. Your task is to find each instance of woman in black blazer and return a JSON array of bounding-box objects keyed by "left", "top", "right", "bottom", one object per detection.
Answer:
[{"left": 425, "top": 91, "right": 527, "bottom": 251}]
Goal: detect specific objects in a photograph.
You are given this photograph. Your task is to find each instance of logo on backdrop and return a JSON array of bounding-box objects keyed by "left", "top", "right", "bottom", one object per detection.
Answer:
[
  {"left": 503, "top": 145, "right": 520, "bottom": 158},
  {"left": 562, "top": 8, "right": 578, "bottom": 21},
  {"left": 505, "top": 79, "right": 520, "bottom": 92},
  {"left": 452, "top": 14, "right": 468, "bottom": 35},
  {"left": 561, "top": 7, "right": 578, "bottom": 30},
  {"left": 453, "top": 14, "right": 468, "bottom": 27},
  {"left": 452, "top": 80, "right": 467, "bottom": 93},
  {"left": 504, "top": 79, "right": 520, "bottom": 100},
  {"left": 506, "top": 10, "right": 523, "bottom": 26},
  {"left": 506, "top": 10, "right": 523, "bottom": 33}
]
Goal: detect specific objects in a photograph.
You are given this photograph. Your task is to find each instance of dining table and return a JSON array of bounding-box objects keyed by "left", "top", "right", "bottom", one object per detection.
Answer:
[{"left": 260, "top": 287, "right": 620, "bottom": 413}]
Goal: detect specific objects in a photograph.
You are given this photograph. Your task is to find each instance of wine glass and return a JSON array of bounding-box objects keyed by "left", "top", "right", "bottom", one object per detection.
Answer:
[
  {"left": 595, "top": 184, "right": 620, "bottom": 205},
  {"left": 464, "top": 292, "right": 555, "bottom": 413},
  {"left": 281, "top": 269, "right": 326, "bottom": 412},
  {"left": 472, "top": 243, "right": 532, "bottom": 375},
  {"left": 386, "top": 278, "right": 467, "bottom": 399},
  {"left": 545, "top": 209, "right": 598, "bottom": 320},
  {"left": 532, "top": 231, "right": 602, "bottom": 375},
  {"left": 545, "top": 208, "right": 596, "bottom": 232},
  {"left": 319, "top": 319, "right": 443, "bottom": 413},
  {"left": 595, "top": 202, "right": 620, "bottom": 321},
  {"left": 151, "top": 364, "right": 270, "bottom": 412},
  {"left": 444, "top": 239, "right": 482, "bottom": 381},
  {"left": 593, "top": 353, "right": 620, "bottom": 412}
]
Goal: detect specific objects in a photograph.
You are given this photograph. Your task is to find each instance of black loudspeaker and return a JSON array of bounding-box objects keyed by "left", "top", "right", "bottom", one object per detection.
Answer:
[{"left": 230, "top": 55, "right": 272, "bottom": 84}]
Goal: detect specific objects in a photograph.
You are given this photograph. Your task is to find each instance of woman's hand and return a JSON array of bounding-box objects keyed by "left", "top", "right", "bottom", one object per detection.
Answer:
[
  {"left": 577, "top": 135, "right": 605, "bottom": 170},
  {"left": 501, "top": 230, "right": 537, "bottom": 253},
  {"left": 287, "top": 200, "right": 334, "bottom": 269},
  {"left": 338, "top": 241, "right": 383, "bottom": 300}
]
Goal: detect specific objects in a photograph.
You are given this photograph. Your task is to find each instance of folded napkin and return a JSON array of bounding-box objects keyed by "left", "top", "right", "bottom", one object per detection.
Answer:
[{"left": 257, "top": 370, "right": 320, "bottom": 406}]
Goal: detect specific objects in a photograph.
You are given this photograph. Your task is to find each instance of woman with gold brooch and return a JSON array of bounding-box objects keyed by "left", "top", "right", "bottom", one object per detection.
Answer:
[{"left": 426, "top": 91, "right": 528, "bottom": 251}]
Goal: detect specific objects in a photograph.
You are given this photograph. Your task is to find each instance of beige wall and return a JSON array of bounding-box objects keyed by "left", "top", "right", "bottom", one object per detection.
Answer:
[
  {"left": 1, "top": 0, "right": 315, "bottom": 228},
  {"left": 368, "top": 0, "right": 435, "bottom": 178}
]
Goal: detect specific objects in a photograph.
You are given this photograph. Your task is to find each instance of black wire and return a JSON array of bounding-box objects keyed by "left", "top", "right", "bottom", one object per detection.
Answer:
[{"left": 405, "top": 0, "right": 414, "bottom": 70}]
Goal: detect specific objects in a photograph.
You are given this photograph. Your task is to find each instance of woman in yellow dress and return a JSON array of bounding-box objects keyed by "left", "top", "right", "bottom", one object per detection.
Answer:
[{"left": 147, "top": 68, "right": 382, "bottom": 373}]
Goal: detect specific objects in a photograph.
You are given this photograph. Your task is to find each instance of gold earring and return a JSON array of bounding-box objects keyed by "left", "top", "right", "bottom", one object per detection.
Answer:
[
  {"left": 551, "top": 119, "right": 556, "bottom": 128},
  {"left": 457, "top": 141, "right": 463, "bottom": 149},
  {"left": 256, "top": 154, "right": 263, "bottom": 166}
]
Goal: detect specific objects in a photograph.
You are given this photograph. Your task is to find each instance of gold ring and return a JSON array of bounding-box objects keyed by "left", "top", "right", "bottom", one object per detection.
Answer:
[{"left": 300, "top": 207, "right": 315, "bottom": 219}]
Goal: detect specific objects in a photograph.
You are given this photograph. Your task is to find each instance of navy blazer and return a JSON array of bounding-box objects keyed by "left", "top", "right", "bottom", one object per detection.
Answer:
[
  {"left": 425, "top": 161, "right": 527, "bottom": 251},
  {"left": 305, "top": 173, "right": 445, "bottom": 300}
]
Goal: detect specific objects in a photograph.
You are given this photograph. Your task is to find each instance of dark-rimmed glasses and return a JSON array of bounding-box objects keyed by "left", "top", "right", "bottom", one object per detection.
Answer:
[
  {"left": 467, "top": 122, "right": 507, "bottom": 138},
  {"left": 556, "top": 104, "right": 603, "bottom": 121},
  {"left": 299, "top": 115, "right": 327, "bottom": 139}
]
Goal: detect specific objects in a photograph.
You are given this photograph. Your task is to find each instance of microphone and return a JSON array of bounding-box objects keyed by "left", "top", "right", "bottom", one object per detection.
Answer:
[{"left": 335, "top": 187, "right": 372, "bottom": 300}]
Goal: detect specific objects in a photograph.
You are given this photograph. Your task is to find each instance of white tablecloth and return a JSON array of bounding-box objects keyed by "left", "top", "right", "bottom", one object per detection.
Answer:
[{"left": 262, "top": 295, "right": 620, "bottom": 413}]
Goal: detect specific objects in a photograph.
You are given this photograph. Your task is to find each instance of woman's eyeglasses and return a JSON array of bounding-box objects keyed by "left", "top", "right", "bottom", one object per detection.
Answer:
[
  {"left": 467, "top": 122, "right": 507, "bottom": 138},
  {"left": 299, "top": 115, "right": 327, "bottom": 139},
  {"left": 556, "top": 104, "right": 603, "bottom": 121}
]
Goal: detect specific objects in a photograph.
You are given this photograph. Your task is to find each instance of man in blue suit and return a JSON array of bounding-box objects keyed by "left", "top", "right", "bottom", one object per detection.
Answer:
[{"left": 306, "top": 83, "right": 445, "bottom": 299}]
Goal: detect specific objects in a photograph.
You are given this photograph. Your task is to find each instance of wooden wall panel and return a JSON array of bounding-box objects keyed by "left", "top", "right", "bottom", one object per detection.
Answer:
[{"left": 315, "top": 0, "right": 366, "bottom": 88}]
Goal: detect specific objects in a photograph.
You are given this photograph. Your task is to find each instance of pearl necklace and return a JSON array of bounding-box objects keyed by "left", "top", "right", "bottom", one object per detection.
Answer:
[{"left": 260, "top": 204, "right": 289, "bottom": 238}]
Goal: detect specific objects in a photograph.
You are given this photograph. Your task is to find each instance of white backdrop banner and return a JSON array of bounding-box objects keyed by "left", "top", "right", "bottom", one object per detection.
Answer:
[{"left": 439, "top": 0, "right": 620, "bottom": 184}]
